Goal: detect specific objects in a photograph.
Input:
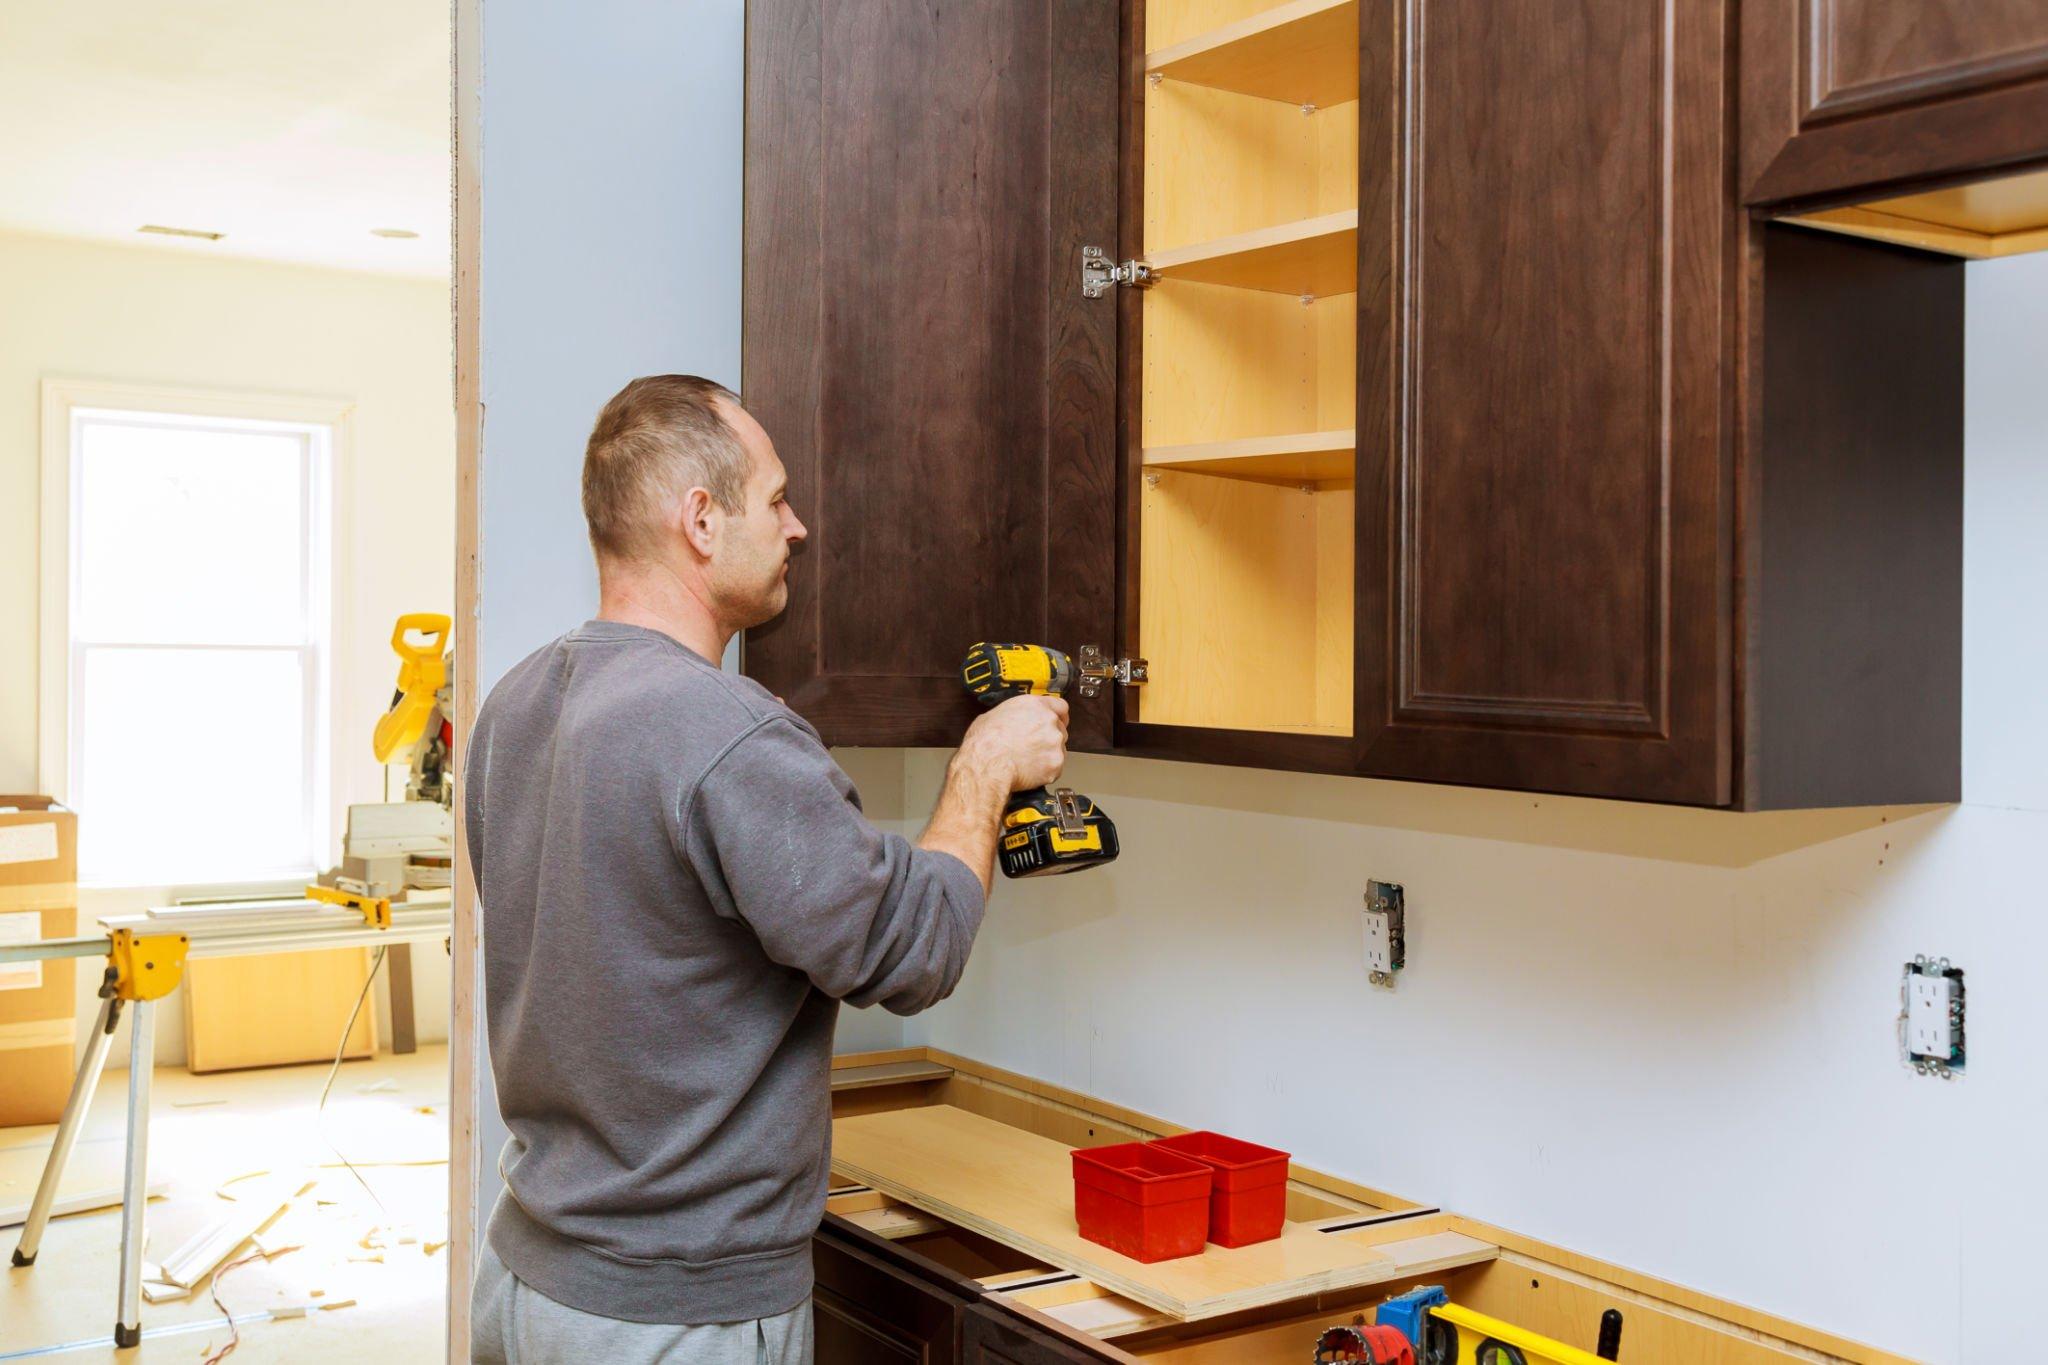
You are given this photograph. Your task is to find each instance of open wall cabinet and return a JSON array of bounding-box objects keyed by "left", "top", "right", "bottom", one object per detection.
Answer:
[{"left": 743, "top": 0, "right": 1988, "bottom": 809}]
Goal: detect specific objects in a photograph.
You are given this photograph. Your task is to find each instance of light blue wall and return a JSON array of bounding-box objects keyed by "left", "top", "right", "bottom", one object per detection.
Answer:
[
  {"left": 475, "top": 0, "right": 744, "bottom": 1238},
  {"left": 472, "top": 9, "right": 2048, "bottom": 1355}
]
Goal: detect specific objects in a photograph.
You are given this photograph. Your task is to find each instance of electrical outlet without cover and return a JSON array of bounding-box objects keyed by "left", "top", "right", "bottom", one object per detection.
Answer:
[
  {"left": 1901, "top": 956, "right": 1965, "bottom": 1078},
  {"left": 1363, "top": 881, "right": 1404, "bottom": 986}
]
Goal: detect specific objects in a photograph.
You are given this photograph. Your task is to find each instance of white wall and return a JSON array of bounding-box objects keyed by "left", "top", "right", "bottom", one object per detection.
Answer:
[
  {"left": 0, "top": 229, "right": 456, "bottom": 1064},
  {"left": 904, "top": 252, "right": 2048, "bottom": 1365}
]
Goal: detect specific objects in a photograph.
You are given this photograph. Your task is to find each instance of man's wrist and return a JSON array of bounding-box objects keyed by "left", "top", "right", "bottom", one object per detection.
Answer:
[{"left": 945, "top": 744, "right": 1012, "bottom": 808}]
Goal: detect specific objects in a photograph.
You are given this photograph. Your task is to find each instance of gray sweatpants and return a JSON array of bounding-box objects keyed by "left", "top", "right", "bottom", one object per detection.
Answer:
[{"left": 472, "top": 1240, "right": 813, "bottom": 1365}]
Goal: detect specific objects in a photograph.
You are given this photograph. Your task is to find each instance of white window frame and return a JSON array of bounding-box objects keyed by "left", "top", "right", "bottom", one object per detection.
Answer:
[{"left": 38, "top": 378, "right": 353, "bottom": 892}]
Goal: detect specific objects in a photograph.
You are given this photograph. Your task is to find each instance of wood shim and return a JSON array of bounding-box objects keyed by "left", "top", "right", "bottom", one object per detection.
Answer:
[{"left": 831, "top": 1106, "right": 1399, "bottom": 1322}]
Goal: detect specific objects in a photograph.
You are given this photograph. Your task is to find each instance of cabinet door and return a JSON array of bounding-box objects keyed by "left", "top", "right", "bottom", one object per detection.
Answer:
[
  {"left": 960, "top": 1302, "right": 1122, "bottom": 1365},
  {"left": 1742, "top": 0, "right": 2048, "bottom": 206},
  {"left": 744, "top": 0, "right": 1120, "bottom": 750},
  {"left": 1357, "top": 0, "right": 1732, "bottom": 805},
  {"left": 814, "top": 1215, "right": 968, "bottom": 1364}
]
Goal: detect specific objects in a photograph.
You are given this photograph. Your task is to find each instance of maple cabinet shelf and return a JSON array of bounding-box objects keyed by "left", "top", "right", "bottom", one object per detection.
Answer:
[
  {"left": 1147, "top": 210, "right": 1358, "bottom": 297},
  {"left": 1146, "top": 0, "right": 1360, "bottom": 108},
  {"left": 1143, "top": 429, "right": 1356, "bottom": 486}
]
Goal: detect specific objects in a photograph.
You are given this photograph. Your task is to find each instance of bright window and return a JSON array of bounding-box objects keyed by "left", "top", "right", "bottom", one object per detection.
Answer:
[{"left": 57, "top": 404, "right": 334, "bottom": 886}]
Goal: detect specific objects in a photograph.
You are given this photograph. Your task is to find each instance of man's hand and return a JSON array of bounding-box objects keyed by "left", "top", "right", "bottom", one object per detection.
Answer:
[
  {"left": 917, "top": 695, "right": 1072, "bottom": 896},
  {"left": 955, "top": 695, "right": 1069, "bottom": 792}
]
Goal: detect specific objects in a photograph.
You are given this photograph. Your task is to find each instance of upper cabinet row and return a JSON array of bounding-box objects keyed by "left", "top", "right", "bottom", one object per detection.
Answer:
[{"left": 742, "top": 0, "right": 2035, "bottom": 809}]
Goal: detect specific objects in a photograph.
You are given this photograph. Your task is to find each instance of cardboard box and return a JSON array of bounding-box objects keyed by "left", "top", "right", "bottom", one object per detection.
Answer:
[{"left": 0, "top": 798, "right": 79, "bottom": 1128}]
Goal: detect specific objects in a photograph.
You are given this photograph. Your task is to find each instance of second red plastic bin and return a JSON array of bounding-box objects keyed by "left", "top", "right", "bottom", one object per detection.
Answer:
[
  {"left": 1150, "top": 1130, "right": 1291, "bottom": 1247},
  {"left": 1071, "top": 1142, "right": 1212, "bottom": 1262}
]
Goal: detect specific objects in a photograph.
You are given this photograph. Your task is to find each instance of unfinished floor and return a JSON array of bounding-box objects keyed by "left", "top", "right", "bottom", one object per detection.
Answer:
[{"left": 1, "top": 1045, "right": 449, "bottom": 1363}]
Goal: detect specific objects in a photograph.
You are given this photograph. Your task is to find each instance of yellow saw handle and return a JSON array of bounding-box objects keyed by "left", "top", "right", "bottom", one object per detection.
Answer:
[{"left": 372, "top": 612, "right": 452, "bottom": 763}]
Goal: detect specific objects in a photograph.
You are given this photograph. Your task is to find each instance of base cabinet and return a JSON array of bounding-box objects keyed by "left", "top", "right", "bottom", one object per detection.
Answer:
[
  {"left": 814, "top": 1216, "right": 970, "bottom": 1364},
  {"left": 814, "top": 1216, "right": 1113, "bottom": 1365},
  {"left": 959, "top": 1304, "right": 1114, "bottom": 1365}
]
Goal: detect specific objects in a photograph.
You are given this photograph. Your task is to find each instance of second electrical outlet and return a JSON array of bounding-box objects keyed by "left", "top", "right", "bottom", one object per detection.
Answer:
[{"left": 1363, "top": 880, "right": 1405, "bottom": 986}]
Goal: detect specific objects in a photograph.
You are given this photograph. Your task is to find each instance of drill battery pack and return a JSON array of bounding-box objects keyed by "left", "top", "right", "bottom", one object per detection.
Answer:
[{"left": 999, "top": 788, "right": 1119, "bottom": 878}]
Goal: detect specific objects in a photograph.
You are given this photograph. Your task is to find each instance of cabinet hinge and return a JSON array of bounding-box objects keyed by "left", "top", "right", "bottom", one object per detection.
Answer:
[
  {"left": 1080, "top": 245, "right": 1154, "bottom": 298},
  {"left": 1075, "top": 644, "right": 1148, "bottom": 698}
]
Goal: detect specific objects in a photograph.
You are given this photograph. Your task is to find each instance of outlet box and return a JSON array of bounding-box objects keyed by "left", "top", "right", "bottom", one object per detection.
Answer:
[
  {"left": 1901, "top": 956, "right": 1965, "bottom": 1078},
  {"left": 1363, "top": 881, "right": 1404, "bottom": 986}
]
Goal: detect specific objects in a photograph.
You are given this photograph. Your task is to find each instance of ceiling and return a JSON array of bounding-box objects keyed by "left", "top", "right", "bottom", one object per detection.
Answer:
[{"left": 0, "top": 1, "right": 450, "bottom": 279}]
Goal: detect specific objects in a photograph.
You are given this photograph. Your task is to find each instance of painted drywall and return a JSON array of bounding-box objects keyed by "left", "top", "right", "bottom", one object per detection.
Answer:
[
  {"left": 475, "top": 0, "right": 851, "bottom": 1231},
  {"left": 0, "top": 229, "right": 455, "bottom": 1065},
  {"left": 903, "top": 252, "right": 2048, "bottom": 1365},
  {"left": 468, "top": 10, "right": 2043, "bottom": 1354}
]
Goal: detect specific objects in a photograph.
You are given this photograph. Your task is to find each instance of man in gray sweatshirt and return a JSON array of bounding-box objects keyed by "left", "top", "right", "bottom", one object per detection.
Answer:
[{"left": 466, "top": 375, "right": 1068, "bottom": 1363}]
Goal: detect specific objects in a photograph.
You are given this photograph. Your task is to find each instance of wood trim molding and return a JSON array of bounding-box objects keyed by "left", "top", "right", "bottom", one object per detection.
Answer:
[
  {"left": 1801, "top": 0, "right": 2048, "bottom": 125},
  {"left": 448, "top": 0, "right": 483, "bottom": 1355}
]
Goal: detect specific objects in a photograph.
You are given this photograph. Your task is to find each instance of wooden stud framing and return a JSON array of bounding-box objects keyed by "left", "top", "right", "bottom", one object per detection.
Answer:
[{"left": 448, "top": 0, "right": 482, "bottom": 1354}]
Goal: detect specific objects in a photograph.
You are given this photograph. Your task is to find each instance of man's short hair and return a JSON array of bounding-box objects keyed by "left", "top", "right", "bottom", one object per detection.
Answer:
[{"left": 581, "top": 375, "right": 750, "bottom": 561}]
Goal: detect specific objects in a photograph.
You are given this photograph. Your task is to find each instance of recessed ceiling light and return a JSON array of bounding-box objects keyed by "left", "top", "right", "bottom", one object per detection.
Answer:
[
  {"left": 138, "top": 224, "right": 224, "bottom": 241},
  {"left": 370, "top": 228, "right": 419, "bottom": 239}
]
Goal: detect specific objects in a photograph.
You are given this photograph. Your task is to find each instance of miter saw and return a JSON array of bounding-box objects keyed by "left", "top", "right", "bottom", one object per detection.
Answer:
[
  {"left": 332, "top": 613, "right": 456, "bottom": 903},
  {"left": 372, "top": 612, "right": 455, "bottom": 807}
]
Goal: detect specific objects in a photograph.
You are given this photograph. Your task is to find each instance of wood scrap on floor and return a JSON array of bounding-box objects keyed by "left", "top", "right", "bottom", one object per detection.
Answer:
[
  {"left": 0, "top": 1179, "right": 167, "bottom": 1229},
  {"left": 0, "top": 1133, "right": 169, "bottom": 1227},
  {"left": 157, "top": 1180, "right": 298, "bottom": 1289}
]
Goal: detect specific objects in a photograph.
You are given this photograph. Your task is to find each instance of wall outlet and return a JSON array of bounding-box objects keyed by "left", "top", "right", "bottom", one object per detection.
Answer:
[
  {"left": 1363, "top": 881, "right": 1405, "bottom": 987},
  {"left": 1901, "top": 956, "right": 1965, "bottom": 1078}
]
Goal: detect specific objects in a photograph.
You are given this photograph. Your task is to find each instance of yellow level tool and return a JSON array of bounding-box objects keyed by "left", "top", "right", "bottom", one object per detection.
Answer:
[{"left": 1432, "top": 1302, "right": 1609, "bottom": 1365}]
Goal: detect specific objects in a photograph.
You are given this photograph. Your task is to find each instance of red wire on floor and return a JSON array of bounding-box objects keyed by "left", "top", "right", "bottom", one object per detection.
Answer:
[{"left": 200, "top": 1244, "right": 296, "bottom": 1365}]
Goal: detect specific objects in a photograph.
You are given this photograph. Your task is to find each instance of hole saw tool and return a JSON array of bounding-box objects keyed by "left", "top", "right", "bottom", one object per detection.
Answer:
[{"left": 961, "top": 642, "right": 1122, "bottom": 879}]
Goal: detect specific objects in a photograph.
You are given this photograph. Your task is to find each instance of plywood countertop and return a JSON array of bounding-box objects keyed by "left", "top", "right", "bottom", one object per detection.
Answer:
[{"left": 831, "top": 1105, "right": 1404, "bottom": 1322}]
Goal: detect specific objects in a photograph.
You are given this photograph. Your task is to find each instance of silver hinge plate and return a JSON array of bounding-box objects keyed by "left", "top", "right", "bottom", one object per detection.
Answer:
[
  {"left": 1081, "top": 245, "right": 1154, "bottom": 298},
  {"left": 1075, "top": 644, "right": 1148, "bottom": 698}
]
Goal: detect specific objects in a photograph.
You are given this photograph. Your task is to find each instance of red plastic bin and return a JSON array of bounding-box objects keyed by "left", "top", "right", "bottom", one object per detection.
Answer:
[
  {"left": 1071, "top": 1141, "right": 1213, "bottom": 1262},
  {"left": 1149, "top": 1130, "right": 1291, "bottom": 1247}
]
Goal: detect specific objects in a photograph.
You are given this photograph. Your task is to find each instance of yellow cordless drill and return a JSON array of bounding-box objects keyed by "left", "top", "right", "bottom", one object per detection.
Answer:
[{"left": 961, "top": 643, "right": 1120, "bottom": 879}]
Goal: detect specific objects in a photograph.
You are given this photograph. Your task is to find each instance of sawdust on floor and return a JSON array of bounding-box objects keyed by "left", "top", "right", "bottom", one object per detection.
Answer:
[{"left": 0, "top": 1044, "right": 450, "bottom": 1363}]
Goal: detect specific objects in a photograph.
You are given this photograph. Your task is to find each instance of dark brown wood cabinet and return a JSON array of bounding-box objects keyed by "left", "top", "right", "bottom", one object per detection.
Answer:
[
  {"left": 1742, "top": 0, "right": 2048, "bottom": 206},
  {"left": 1352, "top": 0, "right": 1734, "bottom": 804},
  {"left": 742, "top": 0, "right": 1120, "bottom": 753},
  {"left": 958, "top": 1302, "right": 1115, "bottom": 1365},
  {"left": 814, "top": 1215, "right": 971, "bottom": 1363},
  {"left": 813, "top": 1215, "right": 1114, "bottom": 1365},
  {"left": 744, "top": 0, "right": 1967, "bottom": 809}
]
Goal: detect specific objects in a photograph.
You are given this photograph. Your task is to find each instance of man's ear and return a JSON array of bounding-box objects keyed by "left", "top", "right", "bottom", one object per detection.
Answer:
[{"left": 678, "top": 485, "right": 719, "bottom": 558}]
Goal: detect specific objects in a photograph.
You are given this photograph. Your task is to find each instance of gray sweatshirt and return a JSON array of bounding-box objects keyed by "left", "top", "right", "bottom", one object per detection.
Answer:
[{"left": 465, "top": 621, "right": 985, "bottom": 1324}]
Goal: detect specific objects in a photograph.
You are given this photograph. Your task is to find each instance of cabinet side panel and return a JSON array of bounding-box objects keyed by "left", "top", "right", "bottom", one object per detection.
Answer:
[{"left": 1750, "top": 226, "right": 1963, "bottom": 809}]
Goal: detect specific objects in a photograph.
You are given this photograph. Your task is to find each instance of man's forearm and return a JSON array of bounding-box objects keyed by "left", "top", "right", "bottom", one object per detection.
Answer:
[{"left": 917, "top": 751, "right": 1012, "bottom": 897}]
